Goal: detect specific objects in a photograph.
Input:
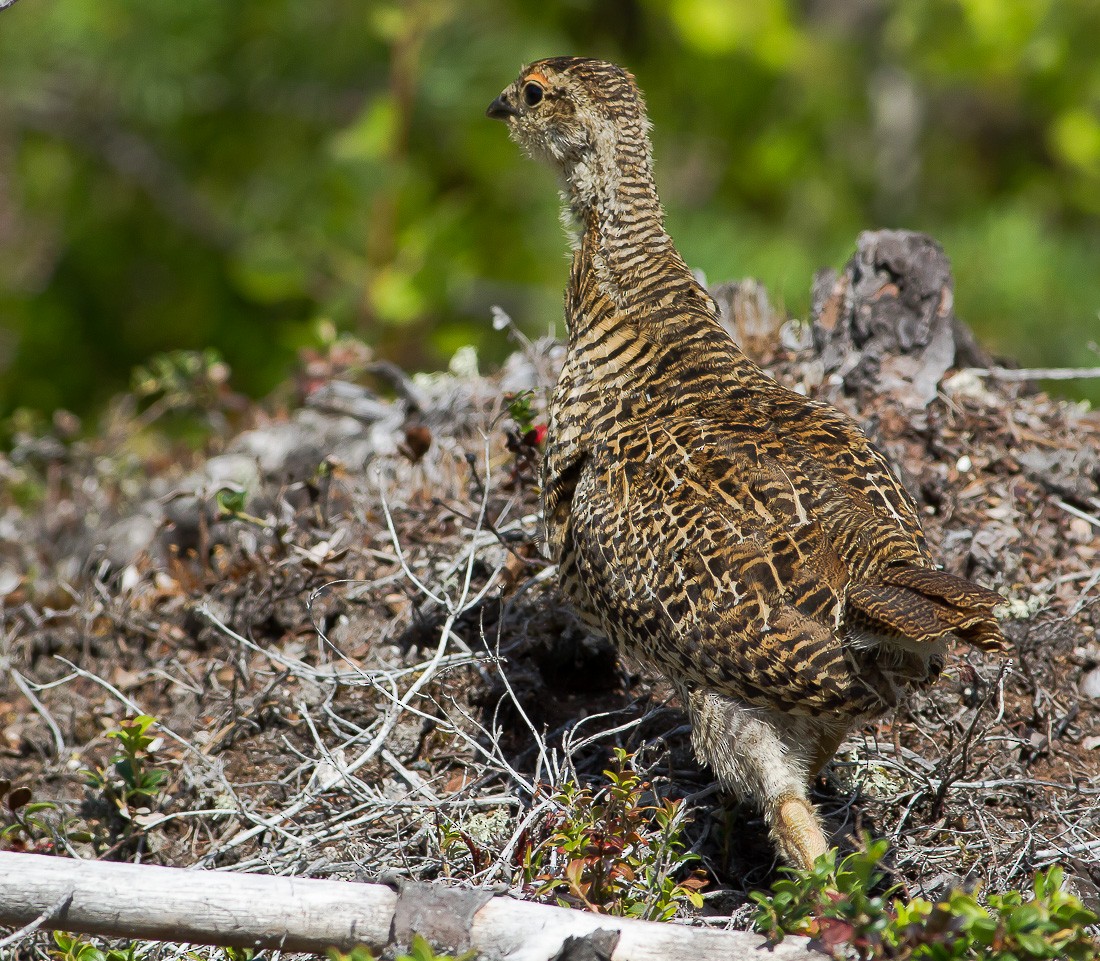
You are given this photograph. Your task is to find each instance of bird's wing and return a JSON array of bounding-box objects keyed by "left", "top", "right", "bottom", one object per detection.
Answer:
[
  {"left": 695, "top": 394, "right": 1006, "bottom": 652},
  {"left": 567, "top": 403, "right": 1004, "bottom": 718}
]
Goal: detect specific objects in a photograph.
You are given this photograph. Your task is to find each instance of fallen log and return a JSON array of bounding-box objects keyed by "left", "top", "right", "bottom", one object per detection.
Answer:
[{"left": 0, "top": 851, "right": 820, "bottom": 960}]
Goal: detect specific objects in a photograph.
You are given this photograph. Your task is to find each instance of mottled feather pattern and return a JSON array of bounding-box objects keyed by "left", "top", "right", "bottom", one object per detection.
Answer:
[{"left": 490, "top": 57, "right": 1007, "bottom": 866}]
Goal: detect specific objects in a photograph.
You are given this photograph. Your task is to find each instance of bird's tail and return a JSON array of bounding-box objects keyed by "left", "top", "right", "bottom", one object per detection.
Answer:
[{"left": 847, "top": 565, "right": 1008, "bottom": 654}]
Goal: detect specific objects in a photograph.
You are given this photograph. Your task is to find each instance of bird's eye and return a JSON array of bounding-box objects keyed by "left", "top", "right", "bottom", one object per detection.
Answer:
[{"left": 523, "top": 82, "right": 544, "bottom": 107}]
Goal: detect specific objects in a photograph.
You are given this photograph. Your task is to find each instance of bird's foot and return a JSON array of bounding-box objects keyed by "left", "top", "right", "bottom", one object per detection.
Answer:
[{"left": 772, "top": 794, "right": 828, "bottom": 871}]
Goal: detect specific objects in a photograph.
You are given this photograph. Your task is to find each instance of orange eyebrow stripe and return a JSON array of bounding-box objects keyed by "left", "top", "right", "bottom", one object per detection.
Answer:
[{"left": 524, "top": 71, "right": 550, "bottom": 87}]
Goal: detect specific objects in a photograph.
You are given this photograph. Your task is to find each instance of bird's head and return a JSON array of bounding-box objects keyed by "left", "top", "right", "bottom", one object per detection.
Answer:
[{"left": 487, "top": 57, "right": 654, "bottom": 215}]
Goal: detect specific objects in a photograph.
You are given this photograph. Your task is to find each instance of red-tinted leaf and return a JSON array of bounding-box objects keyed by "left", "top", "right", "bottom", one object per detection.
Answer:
[
  {"left": 815, "top": 917, "right": 855, "bottom": 949},
  {"left": 522, "top": 424, "right": 547, "bottom": 447},
  {"left": 615, "top": 863, "right": 636, "bottom": 882}
]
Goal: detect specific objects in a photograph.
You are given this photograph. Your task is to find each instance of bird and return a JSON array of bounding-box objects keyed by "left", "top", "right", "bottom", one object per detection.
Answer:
[{"left": 487, "top": 58, "right": 1007, "bottom": 870}]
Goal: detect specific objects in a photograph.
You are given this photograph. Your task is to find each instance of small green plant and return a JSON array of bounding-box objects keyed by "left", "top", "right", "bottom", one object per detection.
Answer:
[
  {"left": 214, "top": 486, "right": 268, "bottom": 526},
  {"left": 83, "top": 715, "right": 168, "bottom": 823},
  {"left": 518, "top": 748, "right": 706, "bottom": 920},
  {"left": 504, "top": 391, "right": 536, "bottom": 434},
  {"left": 328, "top": 949, "right": 377, "bottom": 961},
  {"left": 1, "top": 407, "right": 81, "bottom": 504},
  {"left": 328, "top": 934, "right": 474, "bottom": 961},
  {"left": 501, "top": 390, "right": 545, "bottom": 487},
  {"left": 51, "top": 932, "right": 144, "bottom": 961},
  {"left": 751, "top": 838, "right": 1100, "bottom": 960},
  {"left": 503, "top": 390, "right": 546, "bottom": 447},
  {"left": 129, "top": 348, "right": 241, "bottom": 444},
  {"left": 0, "top": 779, "right": 91, "bottom": 853},
  {"left": 0, "top": 461, "right": 48, "bottom": 509},
  {"left": 183, "top": 948, "right": 254, "bottom": 961},
  {"left": 132, "top": 349, "right": 231, "bottom": 413},
  {"left": 1, "top": 779, "right": 55, "bottom": 851}
]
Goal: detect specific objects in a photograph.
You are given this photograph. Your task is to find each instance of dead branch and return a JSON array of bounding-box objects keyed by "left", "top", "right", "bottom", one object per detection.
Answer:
[{"left": 0, "top": 851, "right": 819, "bottom": 960}]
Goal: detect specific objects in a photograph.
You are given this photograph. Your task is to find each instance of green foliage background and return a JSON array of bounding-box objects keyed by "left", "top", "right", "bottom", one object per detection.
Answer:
[{"left": 2, "top": 0, "right": 1098, "bottom": 420}]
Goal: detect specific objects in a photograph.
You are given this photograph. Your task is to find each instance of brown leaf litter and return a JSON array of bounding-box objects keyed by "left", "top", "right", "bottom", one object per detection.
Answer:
[{"left": 0, "top": 232, "right": 1097, "bottom": 952}]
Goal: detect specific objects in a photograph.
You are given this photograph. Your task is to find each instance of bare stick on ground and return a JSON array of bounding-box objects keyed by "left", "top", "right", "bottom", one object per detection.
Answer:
[{"left": 0, "top": 851, "right": 819, "bottom": 961}]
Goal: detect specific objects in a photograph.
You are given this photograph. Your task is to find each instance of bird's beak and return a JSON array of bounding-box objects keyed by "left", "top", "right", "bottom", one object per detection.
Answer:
[{"left": 486, "top": 95, "right": 520, "bottom": 121}]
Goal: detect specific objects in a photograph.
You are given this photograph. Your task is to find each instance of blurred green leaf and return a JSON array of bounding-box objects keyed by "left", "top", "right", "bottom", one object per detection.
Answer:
[
  {"left": 1051, "top": 107, "right": 1100, "bottom": 173},
  {"left": 332, "top": 97, "right": 400, "bottom": 163},
  {"left": 230, "top": 237, "right": 311, "bottom": 302}
]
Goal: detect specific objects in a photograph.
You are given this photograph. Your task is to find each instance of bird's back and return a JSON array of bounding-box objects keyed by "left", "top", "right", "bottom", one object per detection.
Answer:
[{"left": 543, "top": 222, "right": 1004, "bottom": 719}]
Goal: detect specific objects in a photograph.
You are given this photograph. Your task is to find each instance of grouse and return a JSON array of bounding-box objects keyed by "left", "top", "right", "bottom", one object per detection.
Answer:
[{"left": 488, "top": 57, "right": 1006, "bottom": 869}]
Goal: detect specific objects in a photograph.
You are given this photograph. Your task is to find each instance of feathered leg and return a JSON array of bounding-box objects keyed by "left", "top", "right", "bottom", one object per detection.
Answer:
[{"left": 679, "top": 685, "right": 828, "bottom": 870}]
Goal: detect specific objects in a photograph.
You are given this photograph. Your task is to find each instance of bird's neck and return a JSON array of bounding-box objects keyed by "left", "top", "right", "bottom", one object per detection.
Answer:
[
  {"left": 561, "top": 142, "right": 751, "bottom": 390},
  {"left": 565, "top": 141, "right": 676, "bottom": 278}
]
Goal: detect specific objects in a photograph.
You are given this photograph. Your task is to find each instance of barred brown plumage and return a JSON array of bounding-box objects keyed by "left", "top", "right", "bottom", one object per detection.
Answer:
[{"left": 488, "top": 57, "right": 1008, "bottom": 869}]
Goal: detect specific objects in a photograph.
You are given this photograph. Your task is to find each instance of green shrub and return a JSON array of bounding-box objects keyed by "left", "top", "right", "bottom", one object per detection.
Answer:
[
  {"left": 752, "top": 839, "right": 1100, "bottom": 960},
  {"left": 521, "top": 748, "right": 707, "bottom": 921},
  {"left": 329, "top": 934, "right": 474, "bottom": 961},
  {"left": 83, "top": 715, "right": 169, "bottom": 830}
]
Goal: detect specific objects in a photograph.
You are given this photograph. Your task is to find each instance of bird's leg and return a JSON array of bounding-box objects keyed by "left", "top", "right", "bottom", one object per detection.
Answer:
[{"left": 679, "top": 685, "right": 829, "bottom": 871}]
